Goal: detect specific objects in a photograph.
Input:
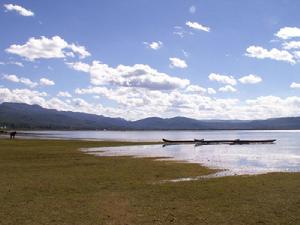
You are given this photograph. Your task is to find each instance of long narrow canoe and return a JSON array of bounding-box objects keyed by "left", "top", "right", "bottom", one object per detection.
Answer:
[
  {"left": 194, "top": 139, "right": 234, "bottom": 144},
  {"left": 163, "top": 138, "right": 276, "bottom": 145},
  {"left": 195, "top": 139, "right": 276, "bottom": 145},
  {"left": 229, "top": 139, "right": 276, "bottom": 145},
  {"left": 162, "top": 138, "right": 195, "bottom": 143}
]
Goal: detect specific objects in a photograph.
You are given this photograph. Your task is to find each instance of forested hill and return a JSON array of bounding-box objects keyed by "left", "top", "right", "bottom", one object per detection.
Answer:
[{"left": 1, "top": 102, "right": 300, "bottom": 130}]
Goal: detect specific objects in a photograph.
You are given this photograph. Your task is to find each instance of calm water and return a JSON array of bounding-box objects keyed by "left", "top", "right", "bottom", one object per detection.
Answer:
[
  {"left": 20, "top": 129, "right": 300, "bottom": 142},
  {"left": 22, "top": 130, "right": 300, "bottom": 177}
]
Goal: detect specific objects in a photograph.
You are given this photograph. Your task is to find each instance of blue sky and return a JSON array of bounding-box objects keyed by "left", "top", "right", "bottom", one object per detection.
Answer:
[{"left": 1, "top": 0, "right": 300, "bottom": 120}]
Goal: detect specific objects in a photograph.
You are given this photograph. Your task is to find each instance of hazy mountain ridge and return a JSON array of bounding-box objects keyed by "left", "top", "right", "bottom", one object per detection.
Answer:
[{"left": 1, "top": 102, "right": 300, "bottom": 130}]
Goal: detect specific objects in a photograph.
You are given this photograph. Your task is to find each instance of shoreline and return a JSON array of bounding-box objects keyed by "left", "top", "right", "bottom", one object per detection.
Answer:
[{"left": 1, "top": 138, "right": 299, "bottom": 224}]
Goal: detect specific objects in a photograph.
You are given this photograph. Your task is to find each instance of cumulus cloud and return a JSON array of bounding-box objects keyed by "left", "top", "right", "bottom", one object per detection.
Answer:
[
  {"left": 219, "top": 85, "right": 237, "bottom": 93},
  {"left": 3, "top": 74, "right": 38, "bottom": 88},
  {"left": 69, "top": 61, "right": 190, "bottom": 90},
  {"left": 39, "top": 78, "right": 55, "bottom": 86},
  {"left": 66, "top": 61, "right": 90, "bottom": 72},
  {"left": 290, "top": 82, "right": 300, "bottom": 88},
  {"left": 283, "top": 41, "right": 300, "bottom": 50},
  {"left": 144, "top": 41, "right": 163, "bottom": 50},
  {"left": 169, "top": 57, "right": 188, "bottom": 68},
  {"left": 4, "top": 4, "right": 34, "bottom": 16},
  {"left": 68, "top": 43, "right": 91, "bottom": 58},
  {"left": 186, "top": 21, "right": 210, "bottom": 32},
  {"left": 239, "top": 74, "right": 262, "bottom": 84},
  {"left": 6, "top": 36, "right": 90, "bottom": 61},
  {"left": 3, "top": 74, "right": 19, "bottom": 82},
  {"left": 0, "top": 88, "right": 48, "bottom": 106},
  {"left": 3, "top": 85, "right": 300, "bottom": 120},
  {"left": 293, "top": 51, "right": 300, "bottom": 60},
  {"left": 245, "top": 45, "right": 295, "bottom": 64},
  {"left": 245, "top": 95, "right": 300, "bottom": 119},
  {"left": 75, "top": 85, "right": 241, "bottom": 119},
  {"left": 275, "top": 27, "right": 300, "bottom": 40},
  {"left": 208, "top": 73, "right": 237, "bottom": 86},
  {"left": 0, "top": 87, "right": 117, "bottom": 117},
  {"left": 57, "top": 91, "right": 72, "bottom": 97},
  {"left": 185, "top": 85, "right": 206, "bottom": 94},
  {"left": 207, "top": 88, "right": 216, "bottom": 95}
]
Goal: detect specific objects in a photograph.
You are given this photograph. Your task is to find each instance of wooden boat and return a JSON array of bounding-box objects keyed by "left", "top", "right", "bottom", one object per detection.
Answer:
[
  {"left": 194, "top": 139, "right": 234, "bottom": 144},
  {"left": 162, "top": 138, "right": 195, "bottom": 143},
  {"left": 163, "top": 138, "right": 276, "bottom": 145},
  {"left": 195, "top": 138, "right": 276, "bottom": 145},
  {"left": 229, "top": 139, "right": 276, "bottom": 145}
]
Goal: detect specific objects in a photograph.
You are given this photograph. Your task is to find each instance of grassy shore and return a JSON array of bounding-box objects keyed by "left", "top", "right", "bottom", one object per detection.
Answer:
[{"left": 0, "top": 139, "right": 299, "bottom": 225}]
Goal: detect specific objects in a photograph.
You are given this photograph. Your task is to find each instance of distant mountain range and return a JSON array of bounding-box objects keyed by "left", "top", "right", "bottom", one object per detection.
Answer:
[{"left": 1, "top": 102, "right": 300, "bottom": 130}]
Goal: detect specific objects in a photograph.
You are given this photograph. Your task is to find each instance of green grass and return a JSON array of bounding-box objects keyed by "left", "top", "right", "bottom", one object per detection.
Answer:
[{"left": 0, "top": 139, "right": 299, "bottom": 225}]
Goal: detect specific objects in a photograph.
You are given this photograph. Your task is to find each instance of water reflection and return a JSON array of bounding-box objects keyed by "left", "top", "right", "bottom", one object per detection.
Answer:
[{"left": 84, "top": 143, "right": 300, "bottom": 177}]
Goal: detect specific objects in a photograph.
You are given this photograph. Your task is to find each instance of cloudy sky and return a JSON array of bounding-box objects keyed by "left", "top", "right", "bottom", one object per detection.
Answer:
[{"left": 1, "top": 0, "right": 300, "bottom": 120}]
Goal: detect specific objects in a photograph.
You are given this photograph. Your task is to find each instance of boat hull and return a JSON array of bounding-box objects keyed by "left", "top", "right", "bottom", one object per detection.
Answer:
[{"left": 163, "top": 138, "right": 276, "bottom": 145}]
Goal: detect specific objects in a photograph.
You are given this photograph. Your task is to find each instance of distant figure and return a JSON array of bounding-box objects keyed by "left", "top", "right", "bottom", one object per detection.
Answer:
[{"left": 10, "top": 131, "right": 17, "bottom": 139}]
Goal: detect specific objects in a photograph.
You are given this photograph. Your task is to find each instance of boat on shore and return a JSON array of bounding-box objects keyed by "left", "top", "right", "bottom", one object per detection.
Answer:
[
  {"left": 162, "top": 138, "right": 276, "bottom": 145},
  {"left": 162, "top": 138, "right": 196, "bottom": 143},
  {"left": 228, "top": 139, "right": 276, "bottom": 145}
]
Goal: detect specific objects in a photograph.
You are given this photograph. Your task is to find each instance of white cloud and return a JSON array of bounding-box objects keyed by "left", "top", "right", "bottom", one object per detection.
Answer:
[
  {"left": 290, "top": 82, "right": 300, "bottom": 89},
  {"left": 68, "top": 43, "right": 91, "bottom": 58},
  {"left": 169, "top": 57, "right": 188, "bottom": 69},
  {"left": 189, "top": 5, "right": 196, "bottom": 14},
  {"left": 283, "top": 41, "right": 300, "bottom": 50},
  {"left": 186, "top": 21, "right": 210, "bottom": 32},
  {"left": 0, "top": 61, "right": 24, "bottom": 67},
  {"left": 3, "top": 74, "right": 38, "bottom": 88},
  {"left": 0, "top": 87, "right": 118, "bottom": 117},
  {"left": 75, "top": 86, "right": 240, "bottom": 119},
  {"left": 40, "top": 78, "right": 55, "bottom": 86},
  {"left": 144, "top": 41, "right": 163, "bottom": 50},
  {"left": 3, "top": 75, "right": 55, "bottom": 88},
  {"left": 0, "top": 88, "right": 47, "bottom": 106},
  {"left": 66, "top": 61, "right": 90, "bottom": 72},
  {"left": 208, "top": 73, "right": 237, "bottom": 86},
  {"left": 3, "top": 74, "right": 19, "bottom": 82},
  {"left": 293, "top": 51, "right": 300, "bottom": 60},
  {"left": 244, "top": 95, "right": 300, "bottom": 119},
  {"left": 19, "top": 77, "right": 38, "bottom": 88},
  {"left": 207, "top": 88, "right": 216, "bottom": 95},
  {"left": 57, "top": 91, "right": 72, "bottom": 97},
  {"left": 239, "top": 74, "right": 262, "bottom": 84},
  {"left": 6, "top": 36, "right": 90, "bottom": 61},
  {"left": 185, "top": 85, "right": 206, "bottom": 94},
  {"left": 275, "top": 27, "right": 300, "bottom": 40},
  {"left": 9, "top": 61, "right": 24, "bottom": 67},
  {"left": 3, "top": 86, "right": 300, "bottom": 120},
  {"left": 219, "top": 85, "right": 237, "bottom": 93},
  {"left": 173, "top": 26, "right": 195, "bottom": 38},
  {"left": 245, "top": 45, "right": 295, "bottom": 64},
  {"left": 4, "top": 4, "right": 34, "bottom": 16},
  {"left": 173, "top": 26, "right": 186, "bottom": 38},
  {"left": 70, "top": 61, "right": 190, "bottom": 90}
]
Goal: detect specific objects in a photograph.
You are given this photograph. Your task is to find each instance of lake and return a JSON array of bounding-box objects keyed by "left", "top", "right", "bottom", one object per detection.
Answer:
[{"left": 20, "top": 130, "right": 300, "bottom": 177}]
